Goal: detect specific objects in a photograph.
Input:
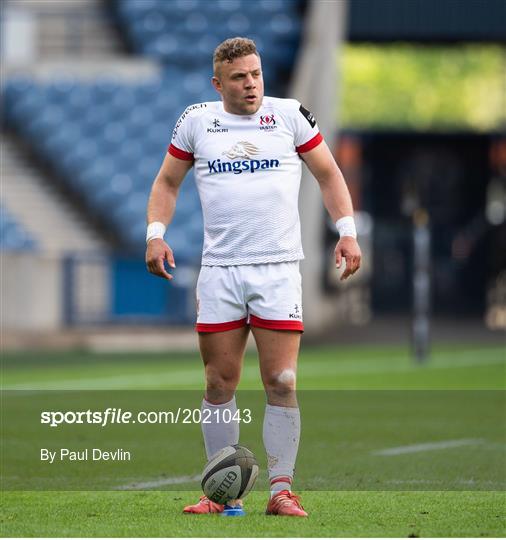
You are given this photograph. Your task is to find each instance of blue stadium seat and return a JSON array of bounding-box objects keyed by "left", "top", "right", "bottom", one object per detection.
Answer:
[
  {"left": 24, "top": 105, "right": 65, "bottom": 139},
  {"left": 91, "top": 79, "right": 122, "bottom": 103},
  {"left": 109, "top": 87, "right": 137, "bottom": 113},
  {"left": 6, "top": 87, "right": 46, "bottom": 125},
  {"left": 143, "top": 34, "right": 180, "bottom": 62},
  {"left": 78, "top": 157, "right": 116, "bottom": 196},
  {"left": 134, "top": 78, "right": 164, "bottom": 102},
  {"left": 127, "top": 105, "right": 156, "bottom": 130},
  {"left": 3, "top": 76, "right": 36, "bottom": 99},
  {"left": 135, "top": 155, "right": 162, "bottom": 184},
  {"left": 45, "top": 79, "right": 76, "bottom": 105},
  {"left": 173, "top": 0, "right": 200, "bottom": 11},
  {"left": 91, "top": 175, "right": 135, "bottom": 213},
  {"left": 183, "top": 12, "right": 209, "bottom": 34},
  {"left": 126, "top": 219, "right": 149, "bottom": 249},
  {"left": 0, "top": 205, "right": 38, "bottom": 251},
  {"left": 60, "top": 140, "right": 99, "bottom": 180},
  {"left": 117, "top": 139, "right": 145, "bottom": 169},
  {"left": 117, "top": 0, "right": 158, "bottom": 20},
  {"left": 182, "top": 72, "right": 208, "bottom": 97},
  {"left": 3, "top": 77, "right": 37, "bottom": 123},
  {"left": 37, "top": 124, "right": 82, "bottom": 165},
  {"left": 99, "top": 122, "right": 129, "bottom": 153},
  {"left": 109, "top": 191, "right": 147, "bottom": 237},
  {"left": 81, "top": 104, "right": 111, "bottom": 135},
  {"left": 110, "top": 173, "right": 135, "bottom": 195},
  {"left": 258, "top": 0, "right": 291, "bottom": 12}
]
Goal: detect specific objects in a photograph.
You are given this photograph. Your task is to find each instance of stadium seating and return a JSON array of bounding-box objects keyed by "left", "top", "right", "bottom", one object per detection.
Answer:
[
  {"left": 2, "top": 0, "right": 304, "bottom": 261},
  {"left": 0, "top": 203, "right": 38, "bottom": 251},
  {"left": 115, "top": 0, "right": 303, "bottom": 94},
  {"left": 3, "top": 74, "right": 204, "bottom": 262}
]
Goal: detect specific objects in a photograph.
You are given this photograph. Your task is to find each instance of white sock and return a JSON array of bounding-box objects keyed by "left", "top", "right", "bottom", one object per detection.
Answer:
[
  {"left": 263, "top": 403, "right": 300, "bottom": 498},
  {"left": 270, "top": 476, "right": 292, "bottom": 497},
  {"left": 201, "top": 396, "right": 239, "bottom": 460}
]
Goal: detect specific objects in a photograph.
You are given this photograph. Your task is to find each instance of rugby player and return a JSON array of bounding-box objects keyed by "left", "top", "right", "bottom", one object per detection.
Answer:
[{"left": 145, "top": 37, "right": 361, "bottom": 517}]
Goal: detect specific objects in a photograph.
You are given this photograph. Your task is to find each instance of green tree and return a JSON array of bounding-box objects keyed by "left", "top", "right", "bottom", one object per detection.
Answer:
[{"left": 340, "top": 44, "right": 505, "bottom": 131}]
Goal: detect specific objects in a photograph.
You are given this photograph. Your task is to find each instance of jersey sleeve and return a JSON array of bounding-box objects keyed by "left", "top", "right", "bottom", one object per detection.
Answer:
[
  {"left": 292, "top": 101, "right": 323, "bottom": 154},
  {"left": 168, "top": 107, "right": 195, "bottom": 161}
]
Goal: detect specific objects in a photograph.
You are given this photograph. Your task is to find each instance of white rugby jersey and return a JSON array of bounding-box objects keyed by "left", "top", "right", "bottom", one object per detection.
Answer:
[{"left": 168, "top": 96, "right": 323, "bottom": 266}]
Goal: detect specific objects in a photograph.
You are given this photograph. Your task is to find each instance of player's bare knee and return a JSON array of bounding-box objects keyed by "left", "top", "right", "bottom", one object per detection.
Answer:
[
  {"left": 205, "top": 374, "right": 236, "bottom": 392},
  {"left": 277, "top": 368, "right": 296, "bottom": 386},
  {"left": 265, "top": 368, "right": 296, "bottom": 397},
  {"left": 205, "top": 369, "right": 238, "bottom": 401},
  {"left": 205, "top": 383, "right": 235, "bottom": 403}
]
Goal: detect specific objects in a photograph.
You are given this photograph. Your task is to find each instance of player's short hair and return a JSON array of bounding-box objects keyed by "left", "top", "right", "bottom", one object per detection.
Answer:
[{"left": 213, "top": 37, "right": 259, "bottom": 75}]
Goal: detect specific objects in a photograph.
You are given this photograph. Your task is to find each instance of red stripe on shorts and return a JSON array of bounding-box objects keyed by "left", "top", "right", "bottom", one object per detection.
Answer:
[
  {"left": 195, "top": 317, "right": 248, "bottom": 333},
  {"left": 168, "top": 143, "right": 194, "bottom": 161},
  {"left": 249, "top": 314, "right": 304, "bottom": 332}
]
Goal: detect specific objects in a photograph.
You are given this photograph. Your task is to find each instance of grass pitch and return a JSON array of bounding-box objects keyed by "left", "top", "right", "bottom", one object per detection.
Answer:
[
  {"left": 2, "top": 491, "right": 505, "bottom": 537},
  {"left": 1, "top": 342, "right": 505, "bottom": 537}
]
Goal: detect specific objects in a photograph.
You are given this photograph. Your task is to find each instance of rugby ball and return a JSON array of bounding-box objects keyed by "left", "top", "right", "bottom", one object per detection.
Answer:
[{"left": 201, "top": 445, "right": 259, "bottom": 504}]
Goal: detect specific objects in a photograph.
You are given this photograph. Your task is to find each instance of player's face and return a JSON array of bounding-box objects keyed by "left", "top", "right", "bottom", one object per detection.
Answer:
[{"left": 212, "top": 54, "right": 264, "bottom": 115}]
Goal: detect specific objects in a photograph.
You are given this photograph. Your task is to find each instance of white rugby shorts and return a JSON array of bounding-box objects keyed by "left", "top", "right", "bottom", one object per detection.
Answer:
[{"left": 195, "top": 261, "right": 303, "bottom": 333}]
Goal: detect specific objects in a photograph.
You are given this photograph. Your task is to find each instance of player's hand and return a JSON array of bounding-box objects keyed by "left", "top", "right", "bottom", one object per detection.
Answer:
[
  {"left": 145, "top": 239, "right": 176, "bottom": 280},
  {"left": 335, "top": 236, "right": 361, "bottom": 281}
]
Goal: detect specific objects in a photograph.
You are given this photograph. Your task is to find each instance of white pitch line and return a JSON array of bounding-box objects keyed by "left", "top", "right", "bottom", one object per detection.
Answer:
[
  {"left": 116, "top": 474, "right": 201, "bottom": 490},
  {"left": 372, "top": 438, "right": 485, "bottom": 456},
  {"left": 386, "top": 479, "right": 506, "bottom": 487},
  {"left": 2, "top": 369, "right": 206, "bottom": 391}
]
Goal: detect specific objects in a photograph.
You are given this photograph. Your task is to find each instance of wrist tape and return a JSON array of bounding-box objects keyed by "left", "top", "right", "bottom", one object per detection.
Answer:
[
  {"left": 146, "top": 221, "right": 166, "bottom": 244},
  {"left": 335, "top": 216, "right": 357, "bottom": 238}
]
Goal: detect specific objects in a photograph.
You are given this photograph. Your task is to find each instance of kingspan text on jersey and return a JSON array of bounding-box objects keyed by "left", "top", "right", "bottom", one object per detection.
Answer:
[{"left": 208, "top": 158, "right": 280, "bottom": 175}]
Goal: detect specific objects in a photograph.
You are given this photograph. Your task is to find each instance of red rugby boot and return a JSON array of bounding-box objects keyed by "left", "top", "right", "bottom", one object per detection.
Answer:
[
  {"left": 183, "top": 495, "right": 224, "bottom": 514},
  {"left": 266, "top": 490, "right": 308, "bottom": 517}
]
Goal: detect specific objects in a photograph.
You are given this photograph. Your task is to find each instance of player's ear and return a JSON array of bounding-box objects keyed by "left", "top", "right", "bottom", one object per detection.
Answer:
[{"left": 211, "top": 76, "right": 222, "bottom": 93}]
